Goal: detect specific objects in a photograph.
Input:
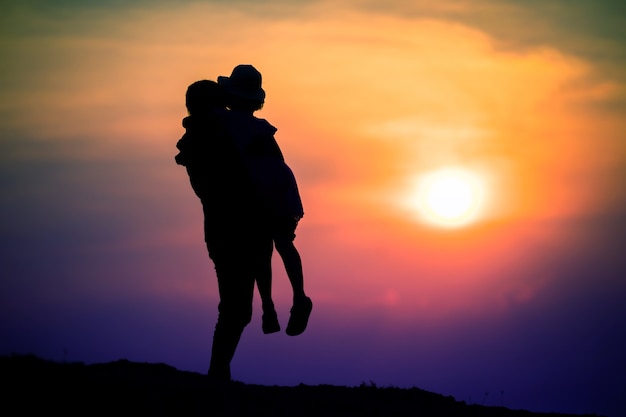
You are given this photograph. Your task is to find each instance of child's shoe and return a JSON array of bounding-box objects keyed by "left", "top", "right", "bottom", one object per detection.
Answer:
[
  {"left": 286, "top": 296, "right": 312, "bottom": 336},
  {"left": 262, "top": 306, "right": 280, "bottom": 334}
]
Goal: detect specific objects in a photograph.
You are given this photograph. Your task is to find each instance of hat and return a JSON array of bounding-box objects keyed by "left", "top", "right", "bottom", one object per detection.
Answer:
[{"left": 218, "top": 64, "right": 266, "bottom": 103}]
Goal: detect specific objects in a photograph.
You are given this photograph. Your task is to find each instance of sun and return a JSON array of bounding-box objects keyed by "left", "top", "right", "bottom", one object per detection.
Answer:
[{"left": 415, "top": 168, "right": 485, "bottom": 227}]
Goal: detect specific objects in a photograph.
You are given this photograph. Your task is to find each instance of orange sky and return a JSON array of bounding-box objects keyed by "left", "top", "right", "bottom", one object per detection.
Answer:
[
  {"left": 2, "top": 1, "right": 624, "bottom": 315},
  {"left": 2, "top": 2, "right": 625, "bottom": 414}
]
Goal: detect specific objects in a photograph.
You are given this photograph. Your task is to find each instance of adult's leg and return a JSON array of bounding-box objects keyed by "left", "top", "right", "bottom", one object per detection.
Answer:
[
  {"left": 206, "top": 234, "right": 255, "bottom": 380},
  {"left": 206, "top": 228, "right": 275, "bottom": 378}
]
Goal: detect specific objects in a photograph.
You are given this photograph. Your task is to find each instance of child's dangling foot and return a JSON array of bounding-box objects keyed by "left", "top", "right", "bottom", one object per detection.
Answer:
[
  {"left": 286, "top": 296, "right": 312, "bottom": 336},
  {"left": 262, "top": 301, "right": 280, "bottom": 334}
]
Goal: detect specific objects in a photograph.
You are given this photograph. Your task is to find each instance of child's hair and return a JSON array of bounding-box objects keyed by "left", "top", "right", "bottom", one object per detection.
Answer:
[
  {"left": 186, "top": 80, "right": 225, "bottom": 115},
  {"left": 226, "top": 95, "right": 264, "bottom": 112}
]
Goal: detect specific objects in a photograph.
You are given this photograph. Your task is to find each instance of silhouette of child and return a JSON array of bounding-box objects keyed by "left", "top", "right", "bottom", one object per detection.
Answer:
[{"left": 219, "top": 65, "right": 312, "bottom": 336}]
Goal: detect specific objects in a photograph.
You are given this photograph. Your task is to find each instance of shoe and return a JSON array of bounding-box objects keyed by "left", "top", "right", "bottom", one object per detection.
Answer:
[
  {"left": 262, "top": 309, "right": 280, "bottom": 334},
  {"left": 286, "top": 296, "right": 312, "bottom": 336}
]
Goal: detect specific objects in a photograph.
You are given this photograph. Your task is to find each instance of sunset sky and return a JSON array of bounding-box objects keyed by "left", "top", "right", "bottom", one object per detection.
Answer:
[{"left": 1, "top": 1, "right": 625, "bottom": 415}]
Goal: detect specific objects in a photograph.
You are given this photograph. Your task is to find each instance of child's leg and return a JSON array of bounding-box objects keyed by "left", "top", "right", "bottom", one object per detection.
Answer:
[
  {"left": 274, "top": 238, "right": 306, "bottom": 301},
  {"left": 256, "top": 249, "right": 280, "bottom": 334},
  {"left": 275, "top": 237, "right": 312, "bottom": 336},
  {"left": 255, "top": 269, "right": 274, "bottom": 309}
]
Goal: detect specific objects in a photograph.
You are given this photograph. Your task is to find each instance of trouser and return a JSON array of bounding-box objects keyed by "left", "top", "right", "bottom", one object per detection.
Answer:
[{"left": 205, "top": 222, "right": 273, "bottom": 379}]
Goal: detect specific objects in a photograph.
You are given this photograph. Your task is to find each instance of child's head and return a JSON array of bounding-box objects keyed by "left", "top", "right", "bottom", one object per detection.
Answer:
[
  {"left": 217, "top": 64, "right": 265, "bottom": 113},
  {"left": 185, "top": 80, "right": 225, "bottom": 116}
]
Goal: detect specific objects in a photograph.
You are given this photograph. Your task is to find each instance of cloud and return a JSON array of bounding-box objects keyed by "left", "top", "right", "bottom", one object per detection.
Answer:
[
  {"left": 1, "top": 5, "right": 625, "bottom": 415},
  {"left": 2, "top": 0, "right": 624, "bottom": 303},
  {"left": 0, "top": 0, "right": 623, "bottom": 340}
]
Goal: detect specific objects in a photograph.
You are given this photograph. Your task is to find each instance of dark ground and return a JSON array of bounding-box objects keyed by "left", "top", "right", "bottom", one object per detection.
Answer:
[{"left": 1, "top": 355, "right": 605, "bottom": 417}]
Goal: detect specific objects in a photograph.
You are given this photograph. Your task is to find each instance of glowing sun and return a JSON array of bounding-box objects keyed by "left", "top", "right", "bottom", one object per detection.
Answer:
[{"left": 416, "top": 168, "right": 485, "bottom": 227}]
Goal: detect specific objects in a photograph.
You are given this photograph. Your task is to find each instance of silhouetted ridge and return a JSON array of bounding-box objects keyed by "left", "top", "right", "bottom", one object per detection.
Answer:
[{"left": 1, "top": 355, "right": 604, "bottom": 417}]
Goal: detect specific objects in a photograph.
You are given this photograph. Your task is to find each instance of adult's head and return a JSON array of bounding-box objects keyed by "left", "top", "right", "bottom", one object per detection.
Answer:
[
  {"left": 218, "top": 64, "right": 265, "bottom": 112},
  {"left": 186, "top": 80, "right": 225, "bottom": 115}
]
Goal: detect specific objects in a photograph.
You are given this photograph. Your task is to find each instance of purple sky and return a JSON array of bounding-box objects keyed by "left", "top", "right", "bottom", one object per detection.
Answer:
[{"left": 1, "top": 1, "right": 625, "bottom": 416}]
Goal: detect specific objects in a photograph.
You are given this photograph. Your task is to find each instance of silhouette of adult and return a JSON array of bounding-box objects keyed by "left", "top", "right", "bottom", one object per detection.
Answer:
[{"left": 175, "top": 78, "right": 273, "bottom": 381}]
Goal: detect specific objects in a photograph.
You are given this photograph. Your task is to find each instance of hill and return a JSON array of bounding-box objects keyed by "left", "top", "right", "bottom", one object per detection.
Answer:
[{"left": 0, "top": 355, "right": 604, "bottom": 416}]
